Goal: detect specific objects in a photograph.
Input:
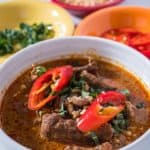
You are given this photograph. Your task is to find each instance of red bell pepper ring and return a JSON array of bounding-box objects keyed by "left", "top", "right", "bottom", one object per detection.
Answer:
[
  {"left": 28, "top": 65, "right": 73, "bottom": 110},
  {"left": 77, "top": 91, "right": 125, "bottom": 133}
]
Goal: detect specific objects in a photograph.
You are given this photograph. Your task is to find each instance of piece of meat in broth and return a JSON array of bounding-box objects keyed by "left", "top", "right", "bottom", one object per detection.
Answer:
[
  {"left": 125, "top": 101, "right": 149, "bottom": 124},
  {"left": 40, "top": 113, "right": 113, "bottom": 146}
]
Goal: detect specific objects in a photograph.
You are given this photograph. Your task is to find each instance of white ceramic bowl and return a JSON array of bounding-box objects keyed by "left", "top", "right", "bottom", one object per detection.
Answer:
[{"left": 0, "top": 37, "right": 150, "bottom": 150}]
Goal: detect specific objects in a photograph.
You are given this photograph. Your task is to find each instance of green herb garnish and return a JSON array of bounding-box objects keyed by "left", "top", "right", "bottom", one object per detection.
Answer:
[
  {"left": 0, "top": 23, "right": 55, "bottom": 56},
  {"left": 81, "top": 90, "right": 89, "bottom": 97},
  {"left": 35, "top": 66, "right": 47, "bottom": 76},
  {"left": 59, "top": 102, "right": 67, "bottom": 117},
  {"left": 111, "top": 110, "right": 129, "bottom": 133},
  {"left": 89, "top": 132, "right": 99, "bottom": 145},
  {"left": 89, "top": 87, "right": 103, "bottom": 98},
  {"left": 120, "top": 89, "right": 130, "bottom": 96}
]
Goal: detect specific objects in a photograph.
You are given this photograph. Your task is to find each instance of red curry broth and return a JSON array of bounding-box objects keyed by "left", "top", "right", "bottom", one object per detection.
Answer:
[{"left": 0, "top": 56, "right": 150, "bottom": 150}]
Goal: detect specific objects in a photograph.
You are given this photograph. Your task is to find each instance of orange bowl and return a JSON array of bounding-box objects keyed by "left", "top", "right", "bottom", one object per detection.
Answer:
[{"left": 75, "top": 6, "right": 150, "bottom": 36}]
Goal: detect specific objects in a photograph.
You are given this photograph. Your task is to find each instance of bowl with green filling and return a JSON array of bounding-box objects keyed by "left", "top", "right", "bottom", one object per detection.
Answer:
[{"left": 0, "top": 0, "right": 74, "bottom": 63}]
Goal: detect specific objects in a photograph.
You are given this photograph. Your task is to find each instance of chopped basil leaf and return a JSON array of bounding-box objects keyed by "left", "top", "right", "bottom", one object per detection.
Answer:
[
  {"left": 120, "top": 89, "right": 130, "bottom": 96},
  {"left": 111, "top": 110, "right": 129, "bottom": 133},
  {"left": 89, "top": 87, "right": 103, "bottom": 98},
  {"left": 81, "top": 90, "right": 89, "bottom": 97},
  {"left": 35, "top": 66, "right": 47, "bottom": 76},
  {"left": 59, "top": 102, "right": 67, "bottom": 117}
]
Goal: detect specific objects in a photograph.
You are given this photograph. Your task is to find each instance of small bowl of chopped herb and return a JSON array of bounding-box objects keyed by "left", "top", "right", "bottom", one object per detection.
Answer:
[{"left": 0, "top": 0, "right": 74, "bottom": 63}]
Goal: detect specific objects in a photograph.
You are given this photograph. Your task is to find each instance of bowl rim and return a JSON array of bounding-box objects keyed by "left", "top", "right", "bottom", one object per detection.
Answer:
[
  {"left": 51, "top": 0, "right": 124, "bottom": 11},
  {"left": 75, "top": 6, "right": 150, "bottom": 34},
  {"left": 0, "top": 36, "right": 150, "bottom": 150},
  {"left": 74, "top": 6, "right": 150, "bottom": 33}
]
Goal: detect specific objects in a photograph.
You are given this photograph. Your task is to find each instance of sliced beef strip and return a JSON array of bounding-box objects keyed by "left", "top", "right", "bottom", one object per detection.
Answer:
[
  {"left": 95, "top": 123, "right": 113, "bottom": 142},
  {"left": 81, "top": 70, "right": 105, "bottom": 88},
  {"left": 125, "top": 101, "right": 149, "bottom": 124},
  {"left": 117, "top": 134, "right": 127, "bottom": 147},
  {"left": 67, "top": 96, "right": 92, "bottom": 107},
  {"left": 80, "top": 70, "right": 119, "bottom": 89},
  {"left": 40, "top": 113, "right": 113, "bottom": 146},
  {"left": 30, "top": 64, "right": 38, "bottom": 81},
  {"left": 64, "top": 142, "right": 113, "bottom": 150},
  {"left": 128, "top": 95, "right": 149, "bottom": 107},
  {"left": 65, "top": 103, "right": 81, "bottom": 119},
  {"left": 65, "top": 96, "right": 93, "bottom": 119},
  {"left": 73, "top": 60, "right": 98, "bottom": 73},
  {"left": 113, "top": 134, "right": 127, "bottom": 149}
]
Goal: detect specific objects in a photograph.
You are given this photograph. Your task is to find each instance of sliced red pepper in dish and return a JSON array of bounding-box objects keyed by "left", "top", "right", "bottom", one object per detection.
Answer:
[
  {"left": 129, "top": 34, "right": 150, "bottom": 46},
  {"left": 77, "top": 91, "right": 125, "bottom": 133},
  {"left": 101, "top": 28, "right": 150, "bottom": 58},
  {"left": 28, "top": 65, "right": 73, "bottom": 110},
  {"left": 102, "top": 29, "right": 130, "bottom": 44},
  {"left": 115, "top": 34, "right": 129, "bottom": 44}
]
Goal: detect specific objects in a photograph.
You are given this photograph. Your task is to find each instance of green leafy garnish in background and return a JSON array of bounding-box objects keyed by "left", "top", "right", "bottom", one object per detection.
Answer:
[{"left": 0, "top": 23, "right": 55, "bottom": 56}]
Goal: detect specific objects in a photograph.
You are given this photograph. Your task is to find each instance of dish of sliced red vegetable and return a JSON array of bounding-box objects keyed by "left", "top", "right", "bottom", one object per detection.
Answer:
[{"left": 102, "top": 28, "right": 150, "bottom": 58}]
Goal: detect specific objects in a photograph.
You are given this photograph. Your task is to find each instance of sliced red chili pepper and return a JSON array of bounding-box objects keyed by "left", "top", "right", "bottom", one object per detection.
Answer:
[
  {"left": 129, "top": 34, "right": 150, "bottom": 46},
  {"left": 115, "top": 34, "right": 129, "bottom": 44},
  {"left": 77, "top": 91, "right": 125, "bottom": 132},
  {"left": 102, "top": 29, "right": 130, "bottom": 44},
  {"left": 102, "top": 33, "right": 116, "bottom": 41},
  {"left": 96, "top": 91, "right": 125, "bottom": 106},
  {"left": 28, "top": 65, "right": 73, "bottom": 110},
  {"left": 101, "top": 28, "right": 150, "bottom": 58}
]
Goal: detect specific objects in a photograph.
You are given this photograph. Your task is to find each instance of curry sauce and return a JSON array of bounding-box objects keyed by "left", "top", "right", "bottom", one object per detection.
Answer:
[{"left": 1, "top": 56, "right": 150, "bottom": 150}]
